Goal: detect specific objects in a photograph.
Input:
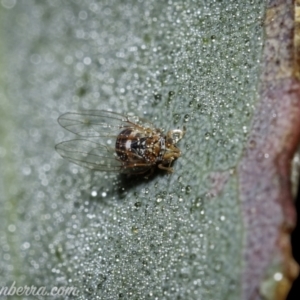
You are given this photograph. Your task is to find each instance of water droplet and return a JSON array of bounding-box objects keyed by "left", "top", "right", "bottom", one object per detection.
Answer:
[
  {"left": 79, "top": 10, "right": 88, "bottom": 20},
  {"left": 153, "top": 93, "right": 162, "bottom": 104},
  {"left": 134, "top": 202, "right": 141, "bottom": 208},
  {"left": 214, "top": 263, "right": 221, "bottom": 271},
  {"left": 156, "top": 195, "right": 163, "bottom": 203},
  {"left": 205, "top": 132, "right": 211, "bottom": 140},
  {"left": 30, "top": 53, "right": 41, "bottom": 64},
  {"left": 101, "top": 192, "right": 107, "bottom": 198},
  {"left": 91, "top": 190, "right": 98, "bottom": 197},
  {"left": 22, "top": 166, "right": 31, "bottom": 175},
  {"left": 220, "top": 215, "right": 226, "bottom": 221},
  {"left": 195, "top": 197, "right": 203, "bottom": 207},
  {"left": 83, "top": 57, "right": 91, "bottom": 65},
  {"left": 132, "top": 226, "right": 139, "bottom": 234},
  {"left": 8, "top": 224, "right": 16, "bottom": 232},
  {"left": 97, "top": 274, "right": 107, "bottom": 289},
  {"left": 1, "top": 0, "right": 17, "bottom": 9},
  {"left": 173, "top": 113, "right": 180, "bottom": 124},
  {"left": 166, "top": 91, "right": 175, "bottom": 106},
  {"left": 273, "top": 272, "right": 283, "bottom": 281},
  {"left": 184, "top": 114, "right": 190, "bottom": 122},
  {"left": 186, "top": 185, "right": 191, "bottom": 194},
  {"left": 85, "top": 286, "right": 94, "bottom": 294},
  {"left": 190, "top": 253, "right": 196, "bottom": 260}
]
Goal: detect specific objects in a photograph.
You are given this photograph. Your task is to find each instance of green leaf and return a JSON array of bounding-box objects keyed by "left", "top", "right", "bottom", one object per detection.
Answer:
[{"left": 0, "top": 1, "right": 298, "bottom": 299}]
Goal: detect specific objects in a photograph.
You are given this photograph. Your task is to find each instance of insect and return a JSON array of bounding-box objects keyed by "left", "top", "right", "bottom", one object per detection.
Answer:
[{"left": 55, "top": 110, "right": 185, "bottom": 175}]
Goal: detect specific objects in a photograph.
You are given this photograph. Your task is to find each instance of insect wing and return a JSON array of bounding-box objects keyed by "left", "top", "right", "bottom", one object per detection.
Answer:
[
  {"left": 55, "top": 139, "right": 153, "bottom": 174},
  {"left": 55, "top": 139, "right": 124, "bottom": 172},
  {"left": 56, "top": 110, "right": 158, "bottom": 173},
  {"left": 57, "top": 110, "right": 155, "bottom": 138}
]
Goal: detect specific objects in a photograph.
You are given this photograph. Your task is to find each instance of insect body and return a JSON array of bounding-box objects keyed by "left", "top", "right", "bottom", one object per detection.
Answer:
[{"left": 55, "top": 110, "right": 185, "bottom": 175}]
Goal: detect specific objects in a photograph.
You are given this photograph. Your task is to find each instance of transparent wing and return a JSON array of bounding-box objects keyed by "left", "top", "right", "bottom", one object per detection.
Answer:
[
  {"left": 55, "top": 139, "right": 153, "bottom": 173},
  {"left": 57, "top": 110, "right": 156, "bottom": 138}
]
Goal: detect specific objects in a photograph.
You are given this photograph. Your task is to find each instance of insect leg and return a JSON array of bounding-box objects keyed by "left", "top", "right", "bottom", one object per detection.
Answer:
[{"left": 158, "top": 164, "right": 174, "bottom": 173}]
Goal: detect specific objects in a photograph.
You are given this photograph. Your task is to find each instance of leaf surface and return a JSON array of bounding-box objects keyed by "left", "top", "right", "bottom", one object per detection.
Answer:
[{"left": 0, "top": 1, "right": 299, "bottom": 299}]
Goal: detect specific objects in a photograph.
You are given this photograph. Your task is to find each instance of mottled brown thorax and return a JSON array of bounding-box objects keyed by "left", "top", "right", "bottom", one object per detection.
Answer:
[{"left": 115, "top": 128, "right": 165, "bottom": 163}]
